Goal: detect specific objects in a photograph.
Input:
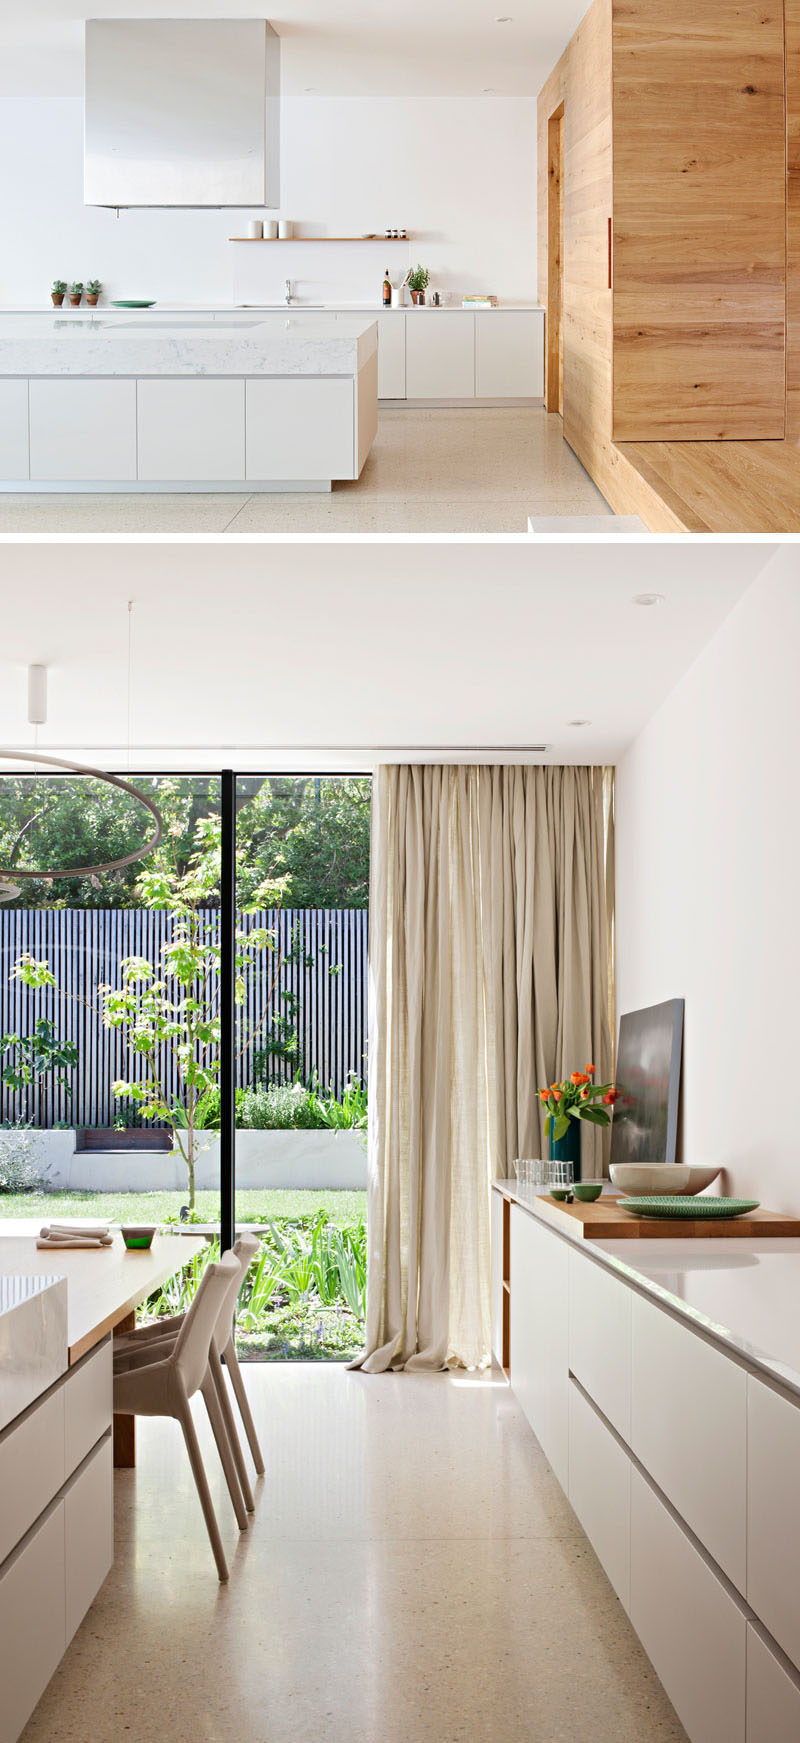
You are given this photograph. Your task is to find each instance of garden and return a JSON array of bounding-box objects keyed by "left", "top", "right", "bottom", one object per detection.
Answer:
[{"left": 0, "top": 773, "right": 371, "bottom": 1361}]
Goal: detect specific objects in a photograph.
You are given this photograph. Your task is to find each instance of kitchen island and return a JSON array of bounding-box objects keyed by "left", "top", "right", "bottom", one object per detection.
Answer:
[{"left": 0, "top": 313, "right": 378, "bottom": 491}]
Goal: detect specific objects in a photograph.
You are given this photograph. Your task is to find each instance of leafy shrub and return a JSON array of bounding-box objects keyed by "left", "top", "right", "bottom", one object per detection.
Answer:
[
  {"left": 0, "top": 1128, "right": 51, "bottom": 1194},
  {"left": 238, "top": 1083, "right": 325, "bottom": 1130}
]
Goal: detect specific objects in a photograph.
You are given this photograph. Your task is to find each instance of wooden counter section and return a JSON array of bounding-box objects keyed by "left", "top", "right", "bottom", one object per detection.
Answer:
[{"left": 498, "top": 1190, "right": 800, "bottom": 1241}]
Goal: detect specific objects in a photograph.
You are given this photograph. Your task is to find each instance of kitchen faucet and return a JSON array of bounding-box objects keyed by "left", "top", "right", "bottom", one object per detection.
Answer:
[{"left": 284, "top": 279, "right": 294, "bottom": 306}]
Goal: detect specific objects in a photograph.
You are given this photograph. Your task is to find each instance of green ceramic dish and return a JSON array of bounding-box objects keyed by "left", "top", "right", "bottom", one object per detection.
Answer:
[
  {"left": 111, "top": 300, "right": 156, "bottom": 309},
  {"left": 550, "top": 1188, "right": 573, "bottom": 1203},
  {"left": 121, "top": 1225, "right": 156, "bottom": 1249},
  {"left": 619, "top": 1196, "right": 759, "bottom": 1220},
  {"left": 573, "top": 1181, "right": 603, "bottom": 1203}
]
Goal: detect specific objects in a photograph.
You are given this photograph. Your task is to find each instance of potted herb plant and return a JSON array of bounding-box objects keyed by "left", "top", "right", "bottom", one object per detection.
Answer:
[
  {"left": 51, "top": 280, "right": 67, "bottom": 308},
  {"left": 408, "top": 264, "right": 430, "bottom": 306},
  {"left": 538, "top": 1064, "right": 618, "bottom": 1180},
  {"left": 85, "top": 280, "right": 101, "bottom": 307},
  {"left": 68, "top": 282, "right": 83, "bottom": 308}
]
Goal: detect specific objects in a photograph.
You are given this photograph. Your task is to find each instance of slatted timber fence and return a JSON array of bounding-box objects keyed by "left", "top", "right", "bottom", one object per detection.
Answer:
[{"left": 0, "top": 907, "right": 368, "bottom": 1127}]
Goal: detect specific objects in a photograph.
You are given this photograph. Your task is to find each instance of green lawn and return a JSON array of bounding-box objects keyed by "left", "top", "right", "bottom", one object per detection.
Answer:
[{"left": 0, "top": 1187, "right": 367, "bottom": 1225}]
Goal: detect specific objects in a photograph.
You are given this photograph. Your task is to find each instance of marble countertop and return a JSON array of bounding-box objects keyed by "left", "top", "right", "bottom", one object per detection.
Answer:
[
  {"left": 0, "top": 1272, "right": 68, "bottom": 1433},
  {"left": 0, "top": 313, "right": 378, "bottom": 377},
  {"left": 493, "top": 1180, "right": 800, "bottom": 1404}
]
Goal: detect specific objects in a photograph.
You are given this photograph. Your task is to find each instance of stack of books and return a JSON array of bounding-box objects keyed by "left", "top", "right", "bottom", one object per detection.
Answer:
[{"left": 462, "top": 294, "right": 499, "bottom": 308}]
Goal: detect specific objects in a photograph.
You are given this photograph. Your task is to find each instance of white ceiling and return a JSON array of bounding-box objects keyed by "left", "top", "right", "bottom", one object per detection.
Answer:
[
  {"left": 0, "top": 541, "right": 775, "bottom": 769},
  {"left": 2, "top": 2, "right": 588, "bottom": 99}
]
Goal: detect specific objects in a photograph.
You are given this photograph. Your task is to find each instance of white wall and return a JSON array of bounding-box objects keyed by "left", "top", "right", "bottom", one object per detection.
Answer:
[
  {"left": 0, "top": 93, "right": 536, "bottom": 306},
  {"left": 615, "top": 551, "right": 800, "bottom": 1211}
]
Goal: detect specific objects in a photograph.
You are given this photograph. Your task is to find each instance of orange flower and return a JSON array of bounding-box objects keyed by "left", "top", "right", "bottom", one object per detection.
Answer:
[
  {"left": 585, "top": 1063, "right": 595, "bottom": 1073},
  {"left": 571, "top": 1071, "right": 589, "bottom": 1085},
  {"left": 551, "top": 1089, "right": 562, "bottom": 1102},
  {"left": 603, "top": 1089, "right": 619, "bottom": 1106},
  {"left": 539, "top": 1089, "right": 548, "bottom": 1104},
  {"left": 580, "top": 1086, "right": 590, "bottom": 1099},
  {"left": 549, "top": 1082, "right": 560, "bottom": 1092}
]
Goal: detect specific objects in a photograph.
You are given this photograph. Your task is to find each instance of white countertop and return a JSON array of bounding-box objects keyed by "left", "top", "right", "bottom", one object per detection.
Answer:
[
  {"left": 0, "top": 312, "right": 378, "bottom": 377},
  {"left": 494, "top": 1180, "right": 800, "bottom": 1404},
  {"left": 0, "top": 1271, "right": 68, "bottom": 1432},
  {"left": 0, "top": 301, "right": 545, "bottom": 316}
]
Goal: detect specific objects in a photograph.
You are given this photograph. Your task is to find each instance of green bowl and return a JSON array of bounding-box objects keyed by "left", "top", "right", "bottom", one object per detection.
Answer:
[
  {"left": 121, "top": 1225, "right": 156, "bottom": 1250},
  {"left": 550, "top": 1188, "right": 573, "bottom": 1203},
  {"left": 573, "top": 1181, "right": 603, "bottom": 1203}
]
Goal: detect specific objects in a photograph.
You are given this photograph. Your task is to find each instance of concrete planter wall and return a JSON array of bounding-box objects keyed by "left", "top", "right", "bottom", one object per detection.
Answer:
[{"left": 13, "top": 1128, "right": 367, "bottom": 1194}]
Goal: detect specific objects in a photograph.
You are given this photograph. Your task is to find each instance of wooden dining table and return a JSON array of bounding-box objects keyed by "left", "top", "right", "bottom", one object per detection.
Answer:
[{"left": 0, "top": 1221, "right": 207, "bottom": 1465}]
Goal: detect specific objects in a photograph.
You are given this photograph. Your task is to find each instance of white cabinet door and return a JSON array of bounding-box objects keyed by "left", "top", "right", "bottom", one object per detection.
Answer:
[
  {"left": 490, "top": 1192, "right": 505, "bottom": 1368},
  {"left": 568, "top": 1380, "right": 631, "bottom": 1613},
  {"left": 746, "top": 1625, "right": 800, "bottom": 1743},
  {"left": 509, "top": 1208, "right": 569, "bottom": 1488},
  {"left": 65, "top": 1435, "right": 113, "bottom": 1643},
  {"left": 475, "top": 312, "right": 544, "bottom": 399},
  {"left": 0, "top": 1502, "right": 66, "bottom": 1743},
  {"left": 137, "top": 378, "right": 245, "bottom": 481},
  {"left": 569, "top": 1253, "right": 631, "bottom": 1440},
  {"left": 246, "top": 378, "right": 355, "bottom": 481},
  {"left": 630, "top": 1468, "right": 747, "bottom": 1743},
  {"left": 65, "top": 1340, "right": 112, "bottom": 1476},
  {"left": 747, "top": 1375, "right": 800, "bottom": 1671},
  {"left": 0, "top": 1388, "right": 65, "bottom": 1567},
  {"left": 632, "top": 1295, "right": 747, "bottom": 1592},
  {"left": 405, "top": 313, "right": 475, "bottom": 399},
  {"left": 29, "top": 379, "right": 137, "bottom": 481},
  {"left": 0, "top": 380, "right": 29, "bottom": 479},
  {"left": 377, "top": 314, "right": 406, "bottom": 397}
]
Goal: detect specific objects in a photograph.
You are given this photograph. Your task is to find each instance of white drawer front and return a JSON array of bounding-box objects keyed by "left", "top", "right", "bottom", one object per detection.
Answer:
[
  {"left": 0, "top": 1502, "right": 66, "bottom": 1743},
  {"left": 65, "top": 1435, "right": 114, "bottom": 1643},
  {"left": 746, "top": 1625, "right": 800, "bottom": 1743},
  {"left": 65, "top": 1340, "right": 112, "bottom": 1476},
  {"left": 630, "top": 1468, "right": 746, "bottom": 1743},
  {"left": 29, "top": 379, "right": 137, "bottom": 480},
  {"left": 747, "top": 1375, "right": 800, "bottom": 1671},
  {"left": 137, "top": 378, "right": 245, "bottom": 480},
  {"left": 0, "top": 1387, "right": 65, "bottom": 1569},
  {"left": 475, "top": 312, "right": 544, "bottom": 398},
  {"left": 0, "top": 380, "right": 29, "bottom": 479},
  {"left": 509, "top": 1209, "right": 569, "bottom": 1488},
  {"left": 631, "top": 1295, "right": 746, "bottom": 1592},
  {"left": 246, "top": 378, "right": 354, "bottom": 480},
  {"left": 568, "top": 1380, "right": 630, "bottom": 1612},
  {"left": 405, "top": 313, "right": 475, "bottom": 398},
  {"left": 568, "top": 1253, "right": 631, "bottom": 1439}
]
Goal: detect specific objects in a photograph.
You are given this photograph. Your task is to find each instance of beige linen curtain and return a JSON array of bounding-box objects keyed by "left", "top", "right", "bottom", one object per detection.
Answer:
[{"left": 353, "top": 764, "right": 613, "bottom": 1375}]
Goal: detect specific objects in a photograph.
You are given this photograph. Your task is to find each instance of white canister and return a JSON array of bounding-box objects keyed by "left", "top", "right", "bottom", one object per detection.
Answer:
[
  {"left": 278, "top": 219, "right": 293, "bottom": 240},
  {"left": 263, "top": 219, "right": 278, "bottom": 240},
  {"left": 247, "top": 219, "right": 263, "bottom": 240},
  {"left": 391, "top": 285, "right": 405, "bottom": 308}
]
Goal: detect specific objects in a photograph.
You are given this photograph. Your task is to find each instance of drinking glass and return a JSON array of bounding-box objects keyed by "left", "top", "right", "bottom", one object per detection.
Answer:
[{"left": 549, "top": 1161, "right": 574, "bottom": 1197}]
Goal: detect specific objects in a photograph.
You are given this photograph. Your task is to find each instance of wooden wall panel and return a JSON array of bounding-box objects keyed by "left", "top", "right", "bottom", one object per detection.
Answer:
[
  {"left": 612, "top": 0, "right": 786, "bottom": 441},
  {"left": 787, "top": 0, "right": 800, "bottom": 439}
]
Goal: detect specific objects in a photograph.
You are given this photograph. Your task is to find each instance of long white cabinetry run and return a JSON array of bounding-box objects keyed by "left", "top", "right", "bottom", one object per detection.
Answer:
[{"left": 491, "top": 1184, "right": 800, "bottom": 1743}]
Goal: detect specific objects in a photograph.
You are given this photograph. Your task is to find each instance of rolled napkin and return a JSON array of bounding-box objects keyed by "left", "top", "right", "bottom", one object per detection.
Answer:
[
  {"left": 38, "top": 1224, "right": 114, "bottom": 1249},
  {"left": 42, "top": 1223, "right": 111, "bottom": 1239}
]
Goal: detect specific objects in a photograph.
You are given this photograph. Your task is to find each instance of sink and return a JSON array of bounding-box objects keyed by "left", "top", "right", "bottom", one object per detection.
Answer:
[{"left": 239, "top": 303, "right": 325, "bottom": 310}]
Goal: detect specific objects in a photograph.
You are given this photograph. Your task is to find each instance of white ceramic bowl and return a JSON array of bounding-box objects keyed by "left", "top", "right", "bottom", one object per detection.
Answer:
[{"left": 609, "top": 1163, "right": 721, "bottom": 1196}]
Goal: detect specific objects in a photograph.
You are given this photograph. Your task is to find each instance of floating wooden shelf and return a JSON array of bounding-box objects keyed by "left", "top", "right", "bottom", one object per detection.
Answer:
[{"left": 228, "top": 235, "right": 411, "bottom": 242}]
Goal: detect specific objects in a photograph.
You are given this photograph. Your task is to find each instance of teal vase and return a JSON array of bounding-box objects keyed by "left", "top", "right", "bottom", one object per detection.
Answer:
[{"left": 548, "top": 1117, "right": 582, "bottom": 1182}]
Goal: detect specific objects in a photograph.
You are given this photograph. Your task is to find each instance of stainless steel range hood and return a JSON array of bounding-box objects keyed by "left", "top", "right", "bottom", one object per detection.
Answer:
[{"left": 84, "top": 19, "right": 280, "bottom": 208}]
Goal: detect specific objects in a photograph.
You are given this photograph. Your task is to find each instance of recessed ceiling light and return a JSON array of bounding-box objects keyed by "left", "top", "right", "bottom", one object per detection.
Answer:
[
  {"left": 495, "top": 16, "right": 513, "bottom": 23},
  {"left": 568, "top": 719, "right": 591, "bottom": 728},
  {"left": 632, "top": 591, "right": 665, "bottom": 607},
  {"left": 483, "top": 86, "right": 496, "bottom": 93}
]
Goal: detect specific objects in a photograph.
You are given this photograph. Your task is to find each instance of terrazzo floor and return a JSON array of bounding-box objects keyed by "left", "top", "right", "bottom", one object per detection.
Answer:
[
  {"left": 0, "top": 408, "right": 611, "bottom": 535},
  {"left": 22, "top": 1364, "right": 686, "bottom": 1743}
]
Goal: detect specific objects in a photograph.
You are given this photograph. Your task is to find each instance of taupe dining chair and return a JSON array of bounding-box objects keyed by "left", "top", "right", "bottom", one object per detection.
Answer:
[{"left": 113, "top": 1250, "right": 242, "bottom": 1581}]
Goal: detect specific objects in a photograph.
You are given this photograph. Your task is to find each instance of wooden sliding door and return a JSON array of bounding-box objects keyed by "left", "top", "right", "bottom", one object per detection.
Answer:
[{"left": 612, "top": 0, "right": 786, "bottom": 440}]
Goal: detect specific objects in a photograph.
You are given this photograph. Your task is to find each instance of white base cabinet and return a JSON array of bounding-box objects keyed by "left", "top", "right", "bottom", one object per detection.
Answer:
[
  {"left": 0, "top": 380, "right": 29, "bottom": 479},
  {"left": 29, "top": 379, "right": 137, "bottom": 481},
  {"left": 493, "top": 1187, "right": 800, "bottom": 1743},
  {"left": 405, "top": 312, "right": 476, "bottom": 400},
  {"left": 138, "top": 379, "right": 245, "bottom": 481},
  {"left": 475, "top": 311, "right": 545, "bottom": 399}
]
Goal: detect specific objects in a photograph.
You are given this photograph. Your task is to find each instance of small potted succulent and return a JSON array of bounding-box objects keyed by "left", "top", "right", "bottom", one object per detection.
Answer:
[
  {"left": 408, "top": 264, "right": 430, "bottom": 306},
  {"left": 68, "top": 281, "right": 84, "bottom": 308},
  {"left": 51, "top": 280, "right": 67, "bottom": 308},
  {"left": 85, "top": 279, "right": 101, "bottom": 307}
]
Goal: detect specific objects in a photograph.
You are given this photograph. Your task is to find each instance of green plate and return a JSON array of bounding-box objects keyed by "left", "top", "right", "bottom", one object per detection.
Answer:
[
  {"left": 111, "top": 300, "right": 156, "bottom": 309},
  {"left": 619, "top": 1195, "right": 760, "bottom": 1219}
]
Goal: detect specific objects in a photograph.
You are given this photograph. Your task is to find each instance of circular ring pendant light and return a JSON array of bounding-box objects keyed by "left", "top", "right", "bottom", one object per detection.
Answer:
[{"left": 0, "top": 749, "right": 164, "bottom": 899}]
